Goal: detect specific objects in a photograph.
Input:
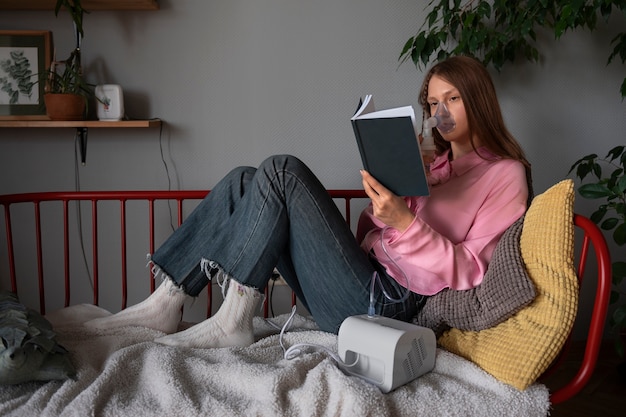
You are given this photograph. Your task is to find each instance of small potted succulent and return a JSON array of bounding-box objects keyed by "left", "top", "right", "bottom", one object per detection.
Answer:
[{"left": 44, "top": 0, "right": 94, "bottom": 120}]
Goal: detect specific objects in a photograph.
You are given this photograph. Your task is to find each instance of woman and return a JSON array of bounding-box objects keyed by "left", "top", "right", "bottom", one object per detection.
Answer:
[{"left": 86, "top": 56, "right": 530, "bottom": 349}]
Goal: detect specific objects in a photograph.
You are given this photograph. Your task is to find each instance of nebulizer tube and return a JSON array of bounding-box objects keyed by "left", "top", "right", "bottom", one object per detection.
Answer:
[
  {"left": 367, "top": 226, "right": 412, "bottom": 318},
  {"left": 421, "top": 117, "right": 437, "bottom": 161}
]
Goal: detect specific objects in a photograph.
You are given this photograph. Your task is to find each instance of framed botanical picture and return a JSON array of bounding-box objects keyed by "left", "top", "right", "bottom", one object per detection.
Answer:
[{"left": 0, "top": 30, "right": 52, "bottom": 120}]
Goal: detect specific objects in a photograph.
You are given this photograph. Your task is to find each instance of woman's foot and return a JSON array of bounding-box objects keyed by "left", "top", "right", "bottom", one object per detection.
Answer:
[
  {"left": 155, "top": 279, "right": 261, "bottom": 348},
  {"left": 84, "top": 278, "right": 187, "bottom": 334}
]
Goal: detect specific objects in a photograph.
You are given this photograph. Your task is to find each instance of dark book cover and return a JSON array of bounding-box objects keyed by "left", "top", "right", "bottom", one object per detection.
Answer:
[{"left": 351, "top": 96, "right": 429, "bottom": 196}]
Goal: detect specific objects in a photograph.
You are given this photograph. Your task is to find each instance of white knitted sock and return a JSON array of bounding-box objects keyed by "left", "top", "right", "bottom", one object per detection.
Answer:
[
  {"left": 84, "top": 278, "right": 187, "bottom": 334},
  {"left": 154, "top": 279, "right": 261, "bottom": 349}
]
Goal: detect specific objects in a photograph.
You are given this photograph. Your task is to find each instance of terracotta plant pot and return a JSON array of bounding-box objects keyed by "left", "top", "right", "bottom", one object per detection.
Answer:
[{"left": 44, "top": 93, "right": 86, "bottom": 121}]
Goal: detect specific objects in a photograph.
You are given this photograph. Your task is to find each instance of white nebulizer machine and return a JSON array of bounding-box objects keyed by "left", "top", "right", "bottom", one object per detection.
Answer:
[
  {"left": 337, "top": 314, "right": 436, "bottom": 393},
  {"left": 279, "top": 252, "right": 437, "bottom": 393}
]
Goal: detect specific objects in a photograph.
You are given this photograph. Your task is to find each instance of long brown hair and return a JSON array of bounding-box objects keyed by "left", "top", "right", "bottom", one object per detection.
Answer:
[
  {"left": 418, "top": 56, "right": 530, "bottom": 171},
  {"left": 418, "top": 56, "right": 533, "bottom": 202}
]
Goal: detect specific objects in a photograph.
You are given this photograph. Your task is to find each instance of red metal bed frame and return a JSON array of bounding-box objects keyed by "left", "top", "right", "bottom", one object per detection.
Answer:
[{"left": 0, "top": 189, "right": 612, "bottom": 405}]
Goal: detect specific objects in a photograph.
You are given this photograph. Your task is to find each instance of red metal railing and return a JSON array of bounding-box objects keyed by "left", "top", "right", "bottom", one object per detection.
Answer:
[
  {"left": 0, "top": 189, "right": 367, "bottom": 317},
  {"left": 0, "top": 190, "right": 612, "bottom": 404}
]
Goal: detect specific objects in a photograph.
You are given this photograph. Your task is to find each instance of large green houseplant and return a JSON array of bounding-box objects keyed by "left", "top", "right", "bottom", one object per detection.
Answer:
[
  {"left": 44, "top": 0, "right": 93, "bottom": 120},
  {"left": 399, "top": 0, "right": 626, "bottom": 99}
]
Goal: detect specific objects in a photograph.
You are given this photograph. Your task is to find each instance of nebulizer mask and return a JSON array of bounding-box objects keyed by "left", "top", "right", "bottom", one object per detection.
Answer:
[{"left": 421, "top": 102, "right": 456, "bottom": 159}]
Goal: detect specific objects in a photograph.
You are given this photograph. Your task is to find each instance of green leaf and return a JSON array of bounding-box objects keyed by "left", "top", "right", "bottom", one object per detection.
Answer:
[
  {"left": 609, "top": 168, "right": 625, "bottom": 186},
  {"left": 411, "top": 46, "right": 420, "bottom": 67},
  {"left": 607, "top": 145, "right": 625, "bottom": 161},
  {"left": 477, "top": 1, "right": 491, "bottom": 17},
  {"left": 608, "top": 33, "right": 626, "bottom": 65},
  {"left": 555, "top": 5, "right": 572, "bottom": 38},
  {"left": 590, "top": 206, "right": 608, "bottom": 224},
  {"left": 601, "top": 217, "right": 619, "bottom": 230},
  {"left": 54, "top": 0, "right": 63, "bottom": 16},
  {"left": 399, "top": 37, "right": 415, "bottom": 60},
  {"left": 592, "top": 161, "right": 602, "bottom": 179},
  {"left": 600, "top": 2, "right": 613, "bottom": 21},
  {"left": 579, "top": 183, "right": 614, "bottom": 199},
  {"left": 573, "top": 162, "right": 590, "bottom": 180},
  {"left": 571, "top": 157, "right": 602, "bottom": 181},
  {"left": 568, "top": 156, "right": 585, "bottom": 174},
  {"left": 614, "top": 222, "right": 626, "bottom": 245},
  {"left": 428, "top": 7, "right": 440, "bottom": 27},
  {"left": 618, "top": 175, "right": 626, "bottom": 193}
]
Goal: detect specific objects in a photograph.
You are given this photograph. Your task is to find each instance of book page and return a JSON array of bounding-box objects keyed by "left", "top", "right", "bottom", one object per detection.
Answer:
[{"left": 352, "top": 95, "right": 419, "bottom": 137}]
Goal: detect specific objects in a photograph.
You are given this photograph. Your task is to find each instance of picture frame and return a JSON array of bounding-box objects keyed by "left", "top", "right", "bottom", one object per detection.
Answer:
[{"left": 0, "top": 30, "right": 52, "bottom": 120}]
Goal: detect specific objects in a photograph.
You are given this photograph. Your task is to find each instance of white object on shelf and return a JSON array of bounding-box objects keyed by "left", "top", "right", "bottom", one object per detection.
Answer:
[{"left": 96, "top": 85, "right": 124, "bottom": 121}]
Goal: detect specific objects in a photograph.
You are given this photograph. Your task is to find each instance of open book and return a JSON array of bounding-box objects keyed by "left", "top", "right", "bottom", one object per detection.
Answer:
[{"left": 351, "top": 95, "right": 429, "bottom": 196}]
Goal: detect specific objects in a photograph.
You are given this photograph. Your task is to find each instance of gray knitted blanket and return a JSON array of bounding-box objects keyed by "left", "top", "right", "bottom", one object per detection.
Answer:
[{"left": 413, "top": 216, "right": 536, "bottom": 335}]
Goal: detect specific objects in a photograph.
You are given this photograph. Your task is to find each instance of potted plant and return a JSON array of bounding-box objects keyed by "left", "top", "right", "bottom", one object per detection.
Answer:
[
  {"left": 44, "top": 0, "right": 93, "bottom": 120},
  {"left": 569, "top": 146, "right": 626, "bottom": 365},
  {"left": 44, "top": 49, "right": 93, "bottom": 120}
]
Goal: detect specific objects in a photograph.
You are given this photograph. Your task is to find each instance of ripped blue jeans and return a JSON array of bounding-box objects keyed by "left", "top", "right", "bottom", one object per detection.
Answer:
[{"left": 151, "top": 155, "right": 421, "bottom": 333}]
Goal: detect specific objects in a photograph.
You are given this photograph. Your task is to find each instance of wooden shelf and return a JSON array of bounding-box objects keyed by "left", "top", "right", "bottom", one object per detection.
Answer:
[
  {"left": 0, "top": 118, "right": 162, "bottom": 164},
  {"left": 0, "top": 119, "right": 161, "bottom": 128},
  {"left": 0, "top": 0, "right": 159, "bottom": 11}
]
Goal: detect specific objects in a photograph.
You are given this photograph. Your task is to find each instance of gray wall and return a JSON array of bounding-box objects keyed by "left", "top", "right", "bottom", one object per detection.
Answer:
[{"left": 1, "top": 1, "right": 624, "bottom": 337}]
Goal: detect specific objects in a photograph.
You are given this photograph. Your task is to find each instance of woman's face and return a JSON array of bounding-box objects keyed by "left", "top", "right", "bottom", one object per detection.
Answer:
[{"left": 426, "top": 75, "right": 474, "bottom": 158}]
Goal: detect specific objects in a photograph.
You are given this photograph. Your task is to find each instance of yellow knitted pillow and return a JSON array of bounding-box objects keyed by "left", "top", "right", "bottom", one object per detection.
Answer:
[{"left": 438, "top": 179, "right": 578, "bottom": 390}]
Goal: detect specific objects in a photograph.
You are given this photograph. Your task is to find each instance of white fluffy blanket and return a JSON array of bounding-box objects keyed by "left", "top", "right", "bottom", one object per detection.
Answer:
[{"left": 0, "top": 305, "right": 550, "bottom": 417}]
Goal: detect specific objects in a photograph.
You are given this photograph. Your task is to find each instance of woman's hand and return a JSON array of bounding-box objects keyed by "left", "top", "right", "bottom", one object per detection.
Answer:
[{"left": 361, "top": 170, "right": 415, "bottom": 232}]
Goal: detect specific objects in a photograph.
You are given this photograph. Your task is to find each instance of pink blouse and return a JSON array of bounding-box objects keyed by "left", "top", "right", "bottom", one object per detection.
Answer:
[{"left": 357, "top": 147, "right": 528, "bottom": 295}]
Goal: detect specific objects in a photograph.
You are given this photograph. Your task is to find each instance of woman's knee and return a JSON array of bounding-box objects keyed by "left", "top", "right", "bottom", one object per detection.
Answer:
[
  {"left": 260, "top": 154, "right": 305, "bottom": 171},
  {"left": 259, "top": 155, "right": 318, "bottom": 183},
  {"left": 211, "top": 165, "right": 257, "bottom": 198},
  {"left": 226, "top": 165, "right": 256, "bottom": 180},
  {"left": 220, "top": 166, "right": 256, "bottom": 188}
]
